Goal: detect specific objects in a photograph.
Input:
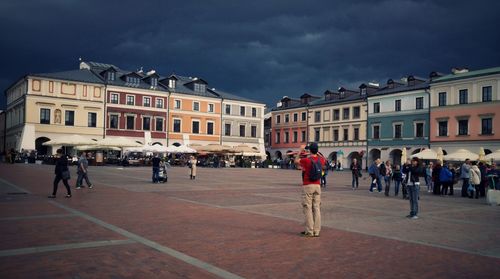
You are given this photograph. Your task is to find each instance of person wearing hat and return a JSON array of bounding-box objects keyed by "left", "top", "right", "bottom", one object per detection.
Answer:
[{"left": 296, "top": 142, "right": 326, "bottom": 237}]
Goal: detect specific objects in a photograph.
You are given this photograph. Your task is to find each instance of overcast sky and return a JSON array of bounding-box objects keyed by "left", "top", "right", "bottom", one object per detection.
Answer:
[{"left": 1, "top": 0, "right": 499, "bottom": 109}]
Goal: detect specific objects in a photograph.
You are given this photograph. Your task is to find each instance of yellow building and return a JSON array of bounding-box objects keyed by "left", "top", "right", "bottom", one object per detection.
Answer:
[{"left": 4, "top": 69, "right": 105, "bottom": 154}]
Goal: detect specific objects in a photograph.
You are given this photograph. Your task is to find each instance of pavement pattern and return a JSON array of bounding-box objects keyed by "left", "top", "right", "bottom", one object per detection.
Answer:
[{"left": 0, "top": 163, "right": 499, "bottom": 278}]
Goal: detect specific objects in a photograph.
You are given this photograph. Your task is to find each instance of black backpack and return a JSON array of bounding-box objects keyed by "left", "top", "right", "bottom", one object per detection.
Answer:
[{"left": 309, "top": 157, "right": 322, "bottom": 180}]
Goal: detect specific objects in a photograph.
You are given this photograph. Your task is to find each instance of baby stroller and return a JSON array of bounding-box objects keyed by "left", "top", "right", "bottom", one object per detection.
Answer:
[{"left": 158, "top": 165, "right": 168, "bottom": 183}]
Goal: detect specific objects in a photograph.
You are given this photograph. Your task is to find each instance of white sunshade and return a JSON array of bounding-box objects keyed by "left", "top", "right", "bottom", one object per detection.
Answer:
[
  {"left": 95, "top": 137, "right": 143, "bottom": 148},
  {"left": 42, "top": 135, "right": 99, "bottom": 146},
  {"left": 411, "top": 149, "right": 438, "bottom": 160},
  {"left": 485, "top": 150, "right": 500, "bottom": 161},
  {"left": 444, "top": 149, "right": 479, "bottom": 161},
  {"left": 165, "top": 145, "right": 197, "bottom": 153}
]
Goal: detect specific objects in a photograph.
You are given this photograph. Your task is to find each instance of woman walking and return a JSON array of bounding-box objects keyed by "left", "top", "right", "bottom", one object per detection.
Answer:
[{"left": 48, "top": 149, "right": 72, "bottom": 198}]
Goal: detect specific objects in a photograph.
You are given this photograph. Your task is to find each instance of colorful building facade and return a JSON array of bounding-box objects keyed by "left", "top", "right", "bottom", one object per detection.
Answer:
[
  {"left": 430, "top": 67, "right": 500, "bottom": 155},
  {"left": 367, "top": 77, "right": 430, "bottom": 166}
]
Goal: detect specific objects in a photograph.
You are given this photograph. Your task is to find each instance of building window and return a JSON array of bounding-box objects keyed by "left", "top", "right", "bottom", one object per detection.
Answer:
[
  {"left": 301, "top": 131, "right": 306, "bottom": 142},
  {"left": 173, "top": 119, "right": 181, "bottom": 133},
  {"left": 126, "top": 95, "right": 135, "bottom": 106},
  {"left": 151, "top": 78, "right": 158, "bottom": 87},
  {"left": 225, "top": 123, "right": 231, "bottom": 136},
  {"left": 293, "top": 113, "right": 298, "bottom": 122},
  {"left": 333, "top": 129, "right": 339, "bottom": 141},
  {"left": 88, "top": 112, "right": 97, "bottom": 127},
  {"left": 239, "top": 125, "right": 246, "bottom": 137},
  {"left": 276, "top": 132, "right": 280, "bottom": 144},
  {"left": 156, "top": 98, "right": 164, "bottom": 108},
  {"left": 40, "top": 108, "right": 50, "bottom": 124},
  {"left": 252, "top": 107, "right": 257, "bottom": 117},
  {"left": 459, "top": 89, "right": 468, "bottom": 104},
  {"left": 193, "top": 102, "right": 200, "bottom": 111},
  {"left": 110, "top": 115, "right": 118, "bottom": 129},
  {"left": 155, "top": 118, "right": 163, "bottom": 131},
  {"left": 481, "top": 118, "right": 493, "bottom": 135},
  {"left": 438, "top": 92, "right": 447, "bottom": 106},
  {"left": 225, "top": 104, "right": 231, "bottom": 115},
  {"left": 415, "top": 123, "right": 424, "bottom": 138},
  {"left": 107, "top": 71, "right": 115, "bottom": 81},
  {"left": 293, "top": 131, "right": 298, "bottom": 142},
  {"left": 343, "top": 128, "right": 349, "bottom": 141},
  {"left": 394, "top": 124, "right": 402, "bottom": 139},
  {"left": 276, "top": 115, "right": 281, "bottom": 124},
  {"left": 143, "top": 97, "right": 151, "bottom": 107},
  {"left": 458, "top": 119, "right": 468, "bottom": 135},
  {"left": 333, "top": 109, "right": 340, "bottom": 120},
  {"left": 110, "top": 93, "right": 119, "bottom": 104},
  {"left": 143, "top": 117, "right": 151, "bottom": 130},
  {"left": 343, "top": 108, "right": 350, "bottom": 120},
  {"left": 438, "top": 121, "right": 448, "bottom": 136},
  {"left": 353, "top": 106, "right": 360, "bottom": 119},
  {"left": 251, "top": 126, "right": 257, "bottom": 138},
  {"left": 482, "top": 86, "right": 492, "bottom": 102},
  {"left": 353, "top": 128, "right": 359, "bottom": 140},
  {"left": 192, "top": 121, "right": 200, "bottom": 134},
  {"left": 65, "top": 111, "right": 74, "bottom": 126},
  {"left": 373, "top": 102, "right": 380, "bottom": 113},
  {"left": 395, "top": 100, "right": 401, "bottom": 111},
  {"left": 208, "top": 103, "right": 215, "bottom": 113},
  {"left": 314, "top": 129, "right": 320, "bottom": 142},
  {"left": 194, "top": 83, "right": 206, "bottom": 93},
  {"left": 301, "top": 112, "right": 306, "bottom": 121},
  {"left": 126, "top": 116, "right": 135, "bottom": 130},
  {"left": 416, "top": 97, "right": 424, "bottom": 110},
  {"left": 240, "top": 106, "right": 246, "bottom": 116},
  {"left": 284, "top": 131, "right": 289, "bottom": 143},
  {"left": 314, "top": 111, "right": 321, "bottom": 122},
  {"left": 174, "top": 100, "right": 181, "bottom": 109},
  {"left": 207, "top": 122, "right": 214, "bottom": 135},
  {"left": 373, "top": 125, "right": 380, "bottom": 139},
  {"left": 168, "top": 79, "right": 176, "bottom": 88},
  {"left": 285, "top": 114, "right": 290, "bottom": 123}
]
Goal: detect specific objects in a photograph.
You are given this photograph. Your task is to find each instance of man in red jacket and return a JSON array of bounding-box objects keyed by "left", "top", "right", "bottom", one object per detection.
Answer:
[{"left": 297, "top": 142, "right": 326, "bottom": 237}]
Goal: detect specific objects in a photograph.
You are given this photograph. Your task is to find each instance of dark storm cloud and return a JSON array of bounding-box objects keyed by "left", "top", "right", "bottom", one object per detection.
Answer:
[{"left": 1, "top": 0, "right": 500, "bottom": 108}]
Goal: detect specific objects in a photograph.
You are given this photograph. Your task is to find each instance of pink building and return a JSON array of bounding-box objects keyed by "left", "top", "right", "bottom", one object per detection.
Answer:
[{"left": 430, "top": 67, "right": 500, "bottom": 157}]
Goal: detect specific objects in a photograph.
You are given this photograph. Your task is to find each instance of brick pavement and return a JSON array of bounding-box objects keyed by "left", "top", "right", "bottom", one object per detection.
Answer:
[{"left": 0, "top": 163, "right": 499, "bottom": 278}]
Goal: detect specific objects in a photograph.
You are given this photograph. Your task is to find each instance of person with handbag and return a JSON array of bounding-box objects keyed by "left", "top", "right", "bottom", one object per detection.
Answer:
[
  {"left": 350, "top": 158, "right": 361, "bottom": 190},
  {"left": 48, "top": 148, "right": 72, "bottom": 198}
]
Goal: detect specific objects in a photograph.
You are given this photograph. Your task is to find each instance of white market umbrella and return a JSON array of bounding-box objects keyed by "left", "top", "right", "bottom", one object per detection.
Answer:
[
  {"left": 485, "top": 150, "right": 500, "bottom": 161},
  {"left": 43, "top": 135, "right": 98, "bottom": 146},
  {"left": 142, "top": 144, "right": 169, "bottom": 153},
  {"left": 75, "top": 145, "right": 121, "bottom": 151},
  {"left": 95, "top": 137, "right": 143, "bottom": 148},
  {"left": 444, "top": 149, "right": 479, "bottom": 161},
  {"left": 165, "top": 145, "right": 197, "bottom": 153},
  {"left": 412, "top": 148, "right": 438, "bottom": 160}
]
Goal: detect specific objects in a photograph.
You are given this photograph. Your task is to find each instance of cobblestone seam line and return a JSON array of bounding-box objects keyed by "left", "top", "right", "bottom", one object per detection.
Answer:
[
  {"left": 48, "top": 201, "right": 245, "bottom": 279},
  {"left": 0, "top": 213, "right": 75, "bottom": 221},
  {"left": 0, "top": 239, "right": 135, "bottom": 257}
]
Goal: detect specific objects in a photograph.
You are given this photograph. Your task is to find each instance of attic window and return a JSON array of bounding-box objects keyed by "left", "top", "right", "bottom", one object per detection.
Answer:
[
  {"left": 107, "top": 71, "right": 115, "bottom": 81},
  {"left": 151, "top": 77, "right": 158, "bottom": 87},
  {"left": 340, "top": 91, "right": 345, "bottom": 98},
  {"left": 126, "top": 76, "right": 140, "bottom": 84},
  {"left": 361, "top": 88, "right": 367, "bottom": 95},
  {"left": 169, "top": 79, "right": 176, "bottom": 88},
  {"left": 194, "top": 83, "right": 206, "bottom": 93}
]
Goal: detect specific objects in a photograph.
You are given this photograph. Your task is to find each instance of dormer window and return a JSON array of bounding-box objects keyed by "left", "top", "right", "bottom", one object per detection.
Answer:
[
  {"left": 151, "top": 77, "right": 158, "bottom": 87},
  {"left": 169, "top": 79, "right": 176, "bottom": 88},
  {"left": 194, "top": 83, "right": 206, "bottom": 93},
  {"left": 361, "top": 88, "right": 367, "bottom": 96},
  {"left": 339, "top": 91, "right": 345, "bottom": 99},
  {"left": 126, "top": 76, "right": 140, "bottom": 84},
  {"left": 107, "top": 71, "right": 115, "bottom": 81}
]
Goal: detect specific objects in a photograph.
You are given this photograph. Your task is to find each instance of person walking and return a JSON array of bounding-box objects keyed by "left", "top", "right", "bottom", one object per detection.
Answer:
[
  {"left": 75, "top": 151, "right": 92, "bottom": 189},
  {"left": 368, "top": 159, "right": 381, "bottom": 193},
  {"left": 378, "top": 159, "right": 386, "bottom": 193},
  {"left": 151, "top": 153, "right": 161, "bottom": 183},
  {"left": 350, "top": 158, "right": 361, "bottom": 190},
  {"left": 384, "top": 160, "right": 393, "bottom": 196},
  {"left": 439, "top": 163, "right": 454, "bottom": 195},
  {"left": 297, "top": 142, "right": 325, "bottom": 237},
  {"left": 470, "top": 161, "right": 481, "bottom": 199},
  {"left": 406, "top": 157, "right": 424, "bottom": 219},
  {"left": 189, "top": 155, "right": 197, "bottom": 180},
  {"left": 401, "top": 159, "right": 411, "bottom": 199},
  {"left": 48, "top": 149, "right": 72, "bottom": 198},
  {"left": 460, "top": 159, "right": 471, "bottom": 197},
  {"left": 432, "top": 160, "right": 442, "bottom": 195},
  {"left": 425, "top": 162, "right": 433, "bottom": 193},
  {"left": 392, "top": 164, "right": 403, "bottom": 196}
]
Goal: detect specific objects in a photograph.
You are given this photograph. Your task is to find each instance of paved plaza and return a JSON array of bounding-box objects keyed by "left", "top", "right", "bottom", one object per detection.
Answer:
[{"left": 0, "top": 163, "right": 499, "bottom": 278}]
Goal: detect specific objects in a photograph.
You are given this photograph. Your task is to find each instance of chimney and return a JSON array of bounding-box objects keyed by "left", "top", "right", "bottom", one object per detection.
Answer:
[
  {"left": 146, "top": 69, "right": 156, "bottom": 76},
  {"left": 451, "top": 67, "right": 469, "bottom": 75}
]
